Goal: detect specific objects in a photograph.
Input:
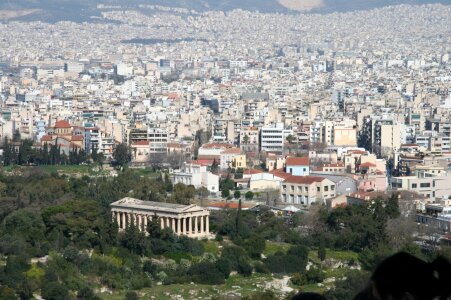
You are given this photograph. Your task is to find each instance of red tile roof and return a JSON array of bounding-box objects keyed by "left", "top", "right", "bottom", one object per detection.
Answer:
[
  {"left": 221, "top": 148, "right": 241, "bottom": 154},
  {"left": 41, "top": 135, "right": 53, "bottom": 142},
  {"left": 201, "top": 143, "right": 233, "bottom": 149},
  {"left": 269, "top": 168, "right": 292, "bottom": 180},
  {"left": 132, "top": 141, "right": 149, "bottom": 146},
  {"left": 360, "top": 162, "right": 376, "bottom": 167},
  {"left": 188, "top": 160, "right": 213, "bottom": 166},
  {"left": 54, "top": 120, "right": 71, "bottom": 128},
  {"left": 284, "top": 175, "right": 326, "bottom": 184},
  {"left": 286, "top": 156, "right": 309, "bottom": 166},
  {"left": 71, "top": 135, "right": 84, "bottom": 141},
  {"left": 207, "top": 202, "right": 252, "bottom": 209}
]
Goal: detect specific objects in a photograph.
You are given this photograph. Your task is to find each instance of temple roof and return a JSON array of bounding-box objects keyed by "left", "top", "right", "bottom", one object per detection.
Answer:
[{"left": 110, "top": 197, "right": 208, "bottom": 215}]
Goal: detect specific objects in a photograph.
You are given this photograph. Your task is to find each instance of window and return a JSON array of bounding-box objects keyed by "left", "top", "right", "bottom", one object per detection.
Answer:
[
  {"left": 290, "top": 168, "right": 293, "bottom": 174},
  {"left": 303, "top": 168, "right": 306, "bottom": 172},
  {"left": 412, "top": 183, "right": 417, "bottom": 189},
  {"left": 420, "top": 182, "right": 431, "bottom": 188},
  {"left": 331, "top": 185, "right": 335, "bottom": 191},
  {"left": 317, "top": 187, "right": 320, "bottom": 192},
  {"left": 324, "top": 186, "right": 329, "bottom": 192}
]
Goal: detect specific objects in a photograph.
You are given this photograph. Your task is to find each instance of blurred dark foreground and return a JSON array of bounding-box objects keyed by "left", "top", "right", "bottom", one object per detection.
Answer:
[{"left": 292, "top": 252, "right": 451, "bottom": 300}]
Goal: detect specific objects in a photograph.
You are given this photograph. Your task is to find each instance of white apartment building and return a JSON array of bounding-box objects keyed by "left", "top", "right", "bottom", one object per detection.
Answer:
[
  {"left": 260, "top": 123, "right": 293, "bottom": 153},
  {"left": 173, "top": 162, "right": 219, "bottom": 194}
]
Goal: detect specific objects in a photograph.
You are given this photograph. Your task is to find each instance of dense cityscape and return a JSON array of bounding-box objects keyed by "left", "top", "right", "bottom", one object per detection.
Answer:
[{"left": 0, "top": 2, "right": 450, "bottom": 300}]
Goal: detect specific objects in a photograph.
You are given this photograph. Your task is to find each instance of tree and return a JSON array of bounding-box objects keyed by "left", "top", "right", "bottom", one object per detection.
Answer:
[
  {"left": 242, "top": 134, "right": 250, "bottom": 145},
  {"left": 124, "top": 291, "right": 139, "bottom": 300},
  {"left": 171, "top": 183, "right": 196, "bottom": 205},
  {"left": 210, "top": 159, "right": 219, "bottom": 174},
  {"left": 188, "top": 262, "right": 226, "bottom": 284},
  {"left": 244, "top": 234, "right": 266, "bottom": 259},
  {"left": 318, "top": 238, "right": 326, "bottom": 262},
  {"left": 41, "top": 282, "right": 69, "bottom": 300},
  {"left": 386, "top": 194, "right": 400, "bottom": 218},
  {"left": 221, "top": 188, "right": 230, "bottom": 198},
  {"left": 235, "top": 199, "right": 243, "bottom": 238},
  {"left": 234, "top": 190, "right": 241, "bottom": 199},
  {"left": 2, "top": 138, "right": 13, "bottom": 166},
  {"left": 324, "top": 270, "right": 369, "bottom": 300},
  {"left": 197, "top": 187, "right": 209, "bottom": 206},
  {"left": 113, "top": 143, "right": 131, "bottom": 169},
  {"left": 286, "top": 134, "right": 295, "bottom": 144},
  {"left": 77, "top": 287, "right": 100, "bottom": 300},
  {"left": 91, "top": 147, "right": 105, "bottom": 167},
  {"left": 245, "top": 191, "right": 254, "bottom": 200}
]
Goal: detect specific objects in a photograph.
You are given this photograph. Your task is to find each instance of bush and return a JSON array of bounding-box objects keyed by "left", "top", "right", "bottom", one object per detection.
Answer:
[
  {"left": 77, "top": 287, "right": 100, "bottom": 300},
  {"left": 215, "top": 234, "right": 223, "bottom": 242},
  {"left": 264, "top": 246, "right": 309, "bottom": 274},
  {"left": 124, "top": 291, "right": 139, "bottom": 300},
  {"left": 237, "top": 257, "right": 253, "bottom": 276},
  {"left": 305, "top": 267, "right": 325, "bottom": 284},
  {"left": 244, "top": 235, "right": 266, "bottom": 259},
  {"left": 245, "top": 191, "right": 254, "bottom": 200},
  {"left": 254, "top": 261, "right": 270, "bottom": 274},
  {"left": 220, "top": 245, "right": 249, "bottom": 271},
  {"left": 41, "top": 282, "right": 69, "bottom": 300},
  {"left": 290, "top": 272, "right": 306, "bottom": 286},
  {"left": 188, "top": 262, "right": 225, "bottom": 284},
  {"left": 215, "top": 258, "right": 231, "bottom": 279}
]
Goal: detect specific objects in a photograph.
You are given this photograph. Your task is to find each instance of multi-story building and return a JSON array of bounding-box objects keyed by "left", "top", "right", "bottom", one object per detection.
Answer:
[
  {"left": 260, "top": 123, "right": 293, "bottom": 153},
  {"left": 173, "top": 161, "right": 219, "bottom": 194},
  {"left": 281, "top": 176, "right": 336, "bottom": 205}
]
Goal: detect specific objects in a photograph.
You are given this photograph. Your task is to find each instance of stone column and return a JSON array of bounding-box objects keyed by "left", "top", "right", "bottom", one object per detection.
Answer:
[
  {"left": 194, "top": 216, "right": 198, "bottom": 236},
  {"left": 172, "top": 218, "right": 176, "bottom": 233},
  {"left": 200, "top": 215, "right": 204, "bottom": 234},
  {"left": 136, "top": 214, "right": 141, "bottom": 231},
  {"left": 121, "top": 212, "right": 126, "bottom": 229},
  {"left": 206, "top": 215, "right": 209, "bottom": 234},
  {"left": 166, "top": 217, "right": 171, "bottom": 229},
  {"left": 182, "top": 217, "right": 186, "bottom": 234},
  {"left": 144, "top": 214, "right": 148, "bottom": 231},
  {"left": 160, "top": 217, "right": 165, "bottom": 229},
  {"left": 116, "top": 212, "right": 120, "bottom": 227},
  {"left": 177, "top": 218, "right": 181, "bottom": 235},
  {"left": 127, "top": 213, "right": 131, "bottom": 228},
  {"left": 188, "top": 217, "right": 192, "bottom": 235}
]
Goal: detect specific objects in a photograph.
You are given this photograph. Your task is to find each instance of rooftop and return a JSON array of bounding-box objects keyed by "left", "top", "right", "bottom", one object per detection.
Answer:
[{"left": 110, "top": 197, "right": 207, "bottom": 214}]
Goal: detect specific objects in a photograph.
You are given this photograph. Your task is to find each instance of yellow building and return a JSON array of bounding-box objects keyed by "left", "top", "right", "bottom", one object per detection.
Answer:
[
  {"left": 232, "top": 154, "right": 247, "bottom": 169},
  {"left": 333, "top": 127, "right": 357, "bottom": 146}
]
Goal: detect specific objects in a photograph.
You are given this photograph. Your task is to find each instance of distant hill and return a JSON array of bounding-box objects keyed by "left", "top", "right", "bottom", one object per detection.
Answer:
[{"left": 0, "top": 0, "right": 450, "bottom": 22}]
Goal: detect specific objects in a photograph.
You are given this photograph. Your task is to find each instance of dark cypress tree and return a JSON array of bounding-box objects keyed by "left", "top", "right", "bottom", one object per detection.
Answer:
[
  {"left": 235, "top": 199, "right": 243, "bottom": 239},
  {"left": 318, "top": 238, "right": 326, "bottom": 262},
  {"left": 3, "top": 138, "right": 12, "bottom": 166}
]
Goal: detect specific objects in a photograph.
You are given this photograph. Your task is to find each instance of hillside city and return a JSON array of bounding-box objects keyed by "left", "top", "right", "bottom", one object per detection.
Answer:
[{"left": 0, "top": 3, "right": 450, "bottom": 300}]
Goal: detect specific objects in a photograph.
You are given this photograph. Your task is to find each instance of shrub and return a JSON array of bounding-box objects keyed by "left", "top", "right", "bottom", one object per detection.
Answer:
[
  {"left": 215, "top": 258, "right": 231, "bottom": 279},
  {"left": 188, "top": 262, "right": 225, "bottom": 284},
  {"left": 254, "top": 261, "right": 270, "bottom": 274},
  {"left": 41, "top": 282, "right": 69, "bottom": 300},
  {"left": 215, "top": 234, "right": 223, "bottom": 242},
  {"left": 237, "top": 257, "right": 253, "bottom": 276},
  {"left": 124, "top": 291, "right": 138, "bottom": 300},
  {"left": 245, "top": 191, "right": 254, "bottom": 200}
]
